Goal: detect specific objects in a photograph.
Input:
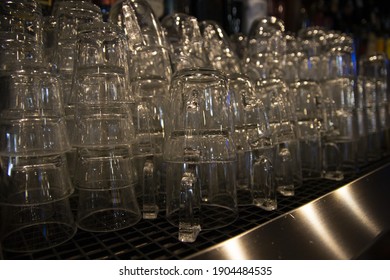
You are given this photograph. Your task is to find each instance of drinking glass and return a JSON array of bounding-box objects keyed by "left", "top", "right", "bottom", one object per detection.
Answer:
[
  {"left": 298, "top": 28, "right": 361, "bottom": 174},
  {"left": 244, "top": 16, "right": 286, "bottom": 80},
  {"left": 109, "top": 0, "right": 169, "bottom": 52},
  {"left": 0, "top": 117, "right": 70, "bottom": 157},
  {"left": 114, "top": 1, "right": 174, "bottom": 218},
  {"left": 297, "top": 26, "right": 328, "bottom": 82},
  {"left": 164, "top": 68, "right": 238, "bottom": 242},
  {"left": 74, "top": 22, "right": 129, "bottom": 75},
  {"left": 72, "top": 107, "right": 141, "bottom": 232},
  {"left": 129, "top": 45, "right": 172, "bottom": 86},
  {"left": 0, "top": 63, "right": 70, "bottom": 157},
  {"left": 289, "top": 80, "right": 343, "bottom": 180},
  {"left": 0, "top": 195, "right": 76, "bottom": 253},
  {"left": 229, "top": 74, "right": 276, "bottom": 209},
  {"left": 69, "top": 21, "right": 131, "bottom": 143},
  {"left": 198, "top": 21, "right": 276, "bottom": 209},
  {"left": 71, "top": 93, "right": 140, "bottom": 233},
  {"left": 72, "top": 104, "right": 135, "bottom": 148},
  {"left": 109, "top": 0, "right": 172, "bottom": 90},
  {"left": 0, "top": 0, "right": 43, "bottom": 64},
  {"left": 0, "top": 62, "right": 65, "bottom": 118},
  {"left": 51, "top": 0, "right": 103, "bottom": 104},
  {"left": 131, "top": 100, "right": 165, "bottom": 219},
  {"left": 255, "top": 78, "right": 302, "bottom": 196},
  {"left": 0, "top": 153, "right": 73, "bottom": 203},
  {"left": 200, "top": 20, "right": 242, "bottom": 75},
  {"left": 284, "top": 33, "right": 301, "bottom": 85},
  {"left": 321, "top": 33, "right": 361, "bottom": 173},
  {"left": 74, "top": 148, "right": 141, "bottom": 232},
  {"left": 358, "top": 53, "right": 389, "bottom": 159},
  {"left": 161, "top": 13, "right": 209, "bottom": 72},
  {"left": 245, "top": 17, "right": 302, "bottom": 195},
  {"left": 129, "top": 76, "right": 168, "bottom": 219},
  {"left": 0, "top": 32, "right": 40, "bottom": 72}
]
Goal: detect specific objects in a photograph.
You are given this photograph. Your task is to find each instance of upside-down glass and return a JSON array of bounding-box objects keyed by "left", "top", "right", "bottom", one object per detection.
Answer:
[
  {"left": 283, "top": 33, "right": 301, "bottom": 85},
  {"left": 110, "top": 0, "right": 172, "bottom": 219},
  {"left": 72, "top": 110, "right": 141, "bottom": 232},
  {"left": 200, "top": 20, "right": 242, "bottom": 75},
  {"left": 0, "top": 0, "right": 44, "bottom": 64},
  {"left": 0, "top": 32, "right": 40, "bottom": 72},
  {"left": 161, "top": 13, "right": 209, "bottom": 72},
  {"left": 358, "top": 53, "right": 389, "bottom": 159},
  {"left": 298, "top": 28, "right": 361, "bottom": 174},
  {"left": 129, "top": 74, "right": 169, "bottom": 219},
  {"left": 131, "top": 99, "right": 166, "bottom": 219},
  {"left": 199, "top": 21, "right": 276, "bottom": 209},
  {"left": 109, "top": 0, "right": 169, "bottom": 52},
  {"left": 289, "top": 80, "right": 343, "bottom": 180},
  {"left": 297, "top": 26, "right": 328, "bottom": 82},
  {"left": 74, "top": 147, "right": 141, "bottom": 232},
  {"left": 255, "top": 78, "right": 302, "bottom": 196},
  {"left": 72, "top": 104, "right": 135, "bottom": 148},
  {"left": 321, "top": 33, "right": 361, "bottom": 173},
  {"left": 0, "top": 191, "right": 76, "bottom": 253},
  {"left": 245, "top": 17, "right": 301, "bottom": 196},
  {"left": 244, "top": 16, "right": 286, "bottom": 80},
  {"left": 164, "top": 68, "right": 238, "bottom": 243},
  {"left": 0, "top": 62, "right": 65, "bottom": 115},
  {"left": 51, "top": 0, "right": 103, "bottom": 104},
  {"left": 229, "top": 74, "right": 276, "bottom": 209},
  {"left": 0, "top": 63, "right": 70, "bottom": 158},
  {"left": 109, "top": 0, "right": 172, "bottom": 85}
]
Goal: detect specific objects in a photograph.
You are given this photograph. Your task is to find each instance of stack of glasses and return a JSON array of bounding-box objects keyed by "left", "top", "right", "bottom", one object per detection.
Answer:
[
  {"left": 110, "top": 0, "right": 172, "bottom": 219},
  {"left": 320, "top": 31, "right": 362, "bottom": 174},
  {"left": 244, "top": 17, "right": 303, "bottom": 197},
  {"left": 358, "top": 53, "right": 390, "bottom": 160},
  {"left": 70, "top": 22, "right": 141, "bottom": 232},
  {"left": 200, "top": 20, "right": 277, "bottom": 210},
  {"left": 46, "top": 0, "right": 103, "bottom": 182},
  {"left": 0, "top": 63, "right": 77, "bottom": 252},
  {"left": 288, "top": 30, "right": 344, "bottom": 181},
  {"left": 0, "top": 0, "right": 76, "bottom": 253}
]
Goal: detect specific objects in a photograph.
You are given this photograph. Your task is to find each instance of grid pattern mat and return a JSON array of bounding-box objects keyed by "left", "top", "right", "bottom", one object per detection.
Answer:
[{"left": 2, "top": 158, "right": 389, "bottom": 260}]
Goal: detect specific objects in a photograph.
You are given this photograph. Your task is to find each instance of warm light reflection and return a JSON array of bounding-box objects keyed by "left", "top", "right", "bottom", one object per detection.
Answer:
[
  {"left": 336, "top": 187, "right": 380, "bottom": 236},
  {"left": 222, "top": 238, "right": 249, "bottom": 259},
  {"left": 301, "top": 203, "right": 347, "bottom": 259}
]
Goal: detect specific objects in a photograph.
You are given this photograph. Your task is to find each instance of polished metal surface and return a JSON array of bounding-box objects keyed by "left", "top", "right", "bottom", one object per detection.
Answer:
[{"left": 187, "top": 162, "right": 390, "bottom": 259}]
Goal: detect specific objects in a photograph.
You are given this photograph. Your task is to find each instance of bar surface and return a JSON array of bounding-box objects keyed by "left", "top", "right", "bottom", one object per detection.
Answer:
[{"left": 187, "top": 162, "right": 390, "bottom": 259}]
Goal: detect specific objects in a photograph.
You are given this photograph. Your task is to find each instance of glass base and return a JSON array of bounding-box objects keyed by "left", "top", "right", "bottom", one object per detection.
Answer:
[
  {"left": 253, "top": 198, "right": 277, "bottom": 211},
  {"left": 178, "top": 222, "right": 201, "bottom": 243}
]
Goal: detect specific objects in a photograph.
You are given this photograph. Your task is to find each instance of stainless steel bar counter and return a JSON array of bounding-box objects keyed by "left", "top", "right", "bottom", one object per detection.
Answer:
[{"left": 188, "top": 161, "right": 390, "bottom": 260}]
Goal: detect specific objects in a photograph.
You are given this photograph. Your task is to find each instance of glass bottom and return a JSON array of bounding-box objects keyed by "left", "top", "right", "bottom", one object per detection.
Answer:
[
  {"left": 167, "top": 204, "right": 238, "bottom": 231},
  {"left": 277, "top": 185, "right": 294, "bottom": 197},
  {"left": 237, "top": 187, "right": 254, "bottom": 206},
  {"left": 77, "top": 208, "right": 141, "bottom": 233},
  {"left": 253, "top": 198, "right": 277, "bottom": 211},
  {"left": 1, "top": 222, "right": 76, "bottom": 253}
]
